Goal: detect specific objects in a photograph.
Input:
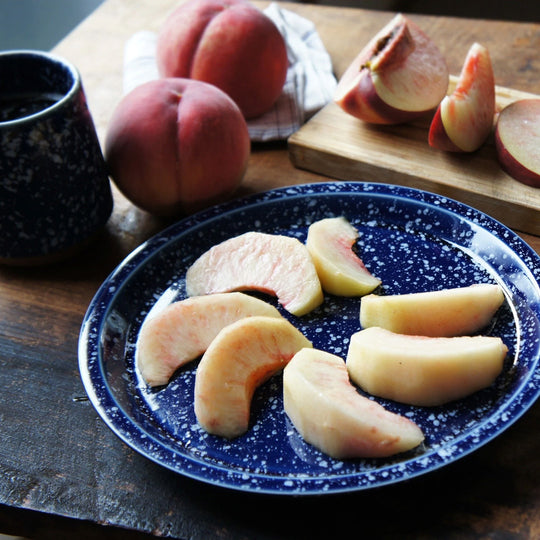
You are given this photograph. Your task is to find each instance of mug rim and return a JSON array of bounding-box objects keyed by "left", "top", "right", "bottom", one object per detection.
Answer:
[{"left": 0, "top": 49, "right": 81, "bottom": 127}]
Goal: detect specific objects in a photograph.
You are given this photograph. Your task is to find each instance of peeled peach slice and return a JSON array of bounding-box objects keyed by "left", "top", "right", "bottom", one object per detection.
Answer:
[
  {"left": 360, "top": 284, "right": 505, "bottom": 337},
  {"left": 347, "top": 327, "right": 507, "bottom": 406},
  {"left": 185, "top": 231, "right": 324, "bottom": 316},
  {"left": 334, "top": 13, "right": 449, "bottom": 125},
  {"left": 283, "top": 348, "right": 424, "bottom": 459},
  {"left": 306, "top": 217, "right": 381, "bottom": 296},
  {"left": 194, "top": 315, "right": 312, "bottom": 438},
  {"left": 495, "top": 98, "right": 540, "bottom": 188},
  {"left": 429, "top": 42, "right": 495, "bottom": 152},
  {"left": 135, "top": 292, "right": 282, "bottom": 387}
]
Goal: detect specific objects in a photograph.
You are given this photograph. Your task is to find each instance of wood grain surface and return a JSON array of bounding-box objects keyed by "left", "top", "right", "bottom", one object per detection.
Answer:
[{"left": 0, "top": 2, "right": 539, "bottom": 539}]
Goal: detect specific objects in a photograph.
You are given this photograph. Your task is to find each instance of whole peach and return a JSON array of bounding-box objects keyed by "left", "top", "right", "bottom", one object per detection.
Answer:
[
  {"left": 104, "top": 78, "right": 250, "bottom": 216},
  {"left": 156, "top": 0, "right": 288, "bottom": 119}
]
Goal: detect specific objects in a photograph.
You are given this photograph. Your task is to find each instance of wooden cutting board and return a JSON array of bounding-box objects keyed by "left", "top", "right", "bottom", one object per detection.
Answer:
[{"left": 288, "top": 77, "right": 540, "bottom": 236}]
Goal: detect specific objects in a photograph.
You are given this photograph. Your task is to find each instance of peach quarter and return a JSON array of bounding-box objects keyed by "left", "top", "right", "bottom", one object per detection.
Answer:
[{"left": 334, "top": 13, "right": 449, "bottom": 124}]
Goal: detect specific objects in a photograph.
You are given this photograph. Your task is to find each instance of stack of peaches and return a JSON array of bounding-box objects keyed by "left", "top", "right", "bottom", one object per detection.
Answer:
[
  {"left": 105, "top": 0, "right": 289, "bottom": 216},
  {"left": 105, "top": 2, "right": 539, "bottom": 221}
]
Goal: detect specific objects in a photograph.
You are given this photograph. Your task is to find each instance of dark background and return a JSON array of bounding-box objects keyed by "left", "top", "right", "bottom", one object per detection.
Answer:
[{"left": 0, "top": 0, "right": 538, "bottom": 52}]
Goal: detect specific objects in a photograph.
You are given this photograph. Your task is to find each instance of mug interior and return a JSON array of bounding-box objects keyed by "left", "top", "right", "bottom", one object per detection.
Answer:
[{"left": 0, "top": 50, "right": 78, "bottom": 124}]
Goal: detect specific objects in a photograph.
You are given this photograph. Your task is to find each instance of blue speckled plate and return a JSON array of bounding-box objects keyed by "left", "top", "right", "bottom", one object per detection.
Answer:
[{"left": 78, "top": 182, "right": 540, "bottom": 495}]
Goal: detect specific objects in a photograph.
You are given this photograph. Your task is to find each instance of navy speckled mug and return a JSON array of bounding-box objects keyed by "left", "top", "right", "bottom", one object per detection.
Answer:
[{"left": 0, "top": 50, "right": 113, "bottom": 264}]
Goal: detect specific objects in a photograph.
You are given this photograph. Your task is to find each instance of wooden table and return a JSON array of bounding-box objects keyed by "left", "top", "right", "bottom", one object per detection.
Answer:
[{"left": 1, "top": 1, "right": 539, "bottom": 538}]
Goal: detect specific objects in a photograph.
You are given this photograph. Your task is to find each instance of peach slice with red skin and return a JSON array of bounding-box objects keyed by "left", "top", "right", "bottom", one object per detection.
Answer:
[
  {"left": 334, "top": 13, "right": 449, "bottom": 125},
  {"left": 135, "top": 292, "right": 282, "bottom": 387},
  {"left": 185, "top": 231, "right": 324, "bottom": 316},
  {"left": 283, "top": 348, "right": 424, "bottom": 459},
  {"left": 194, "top": 316, "right": 312, "bottom": 438},
  {"left": 360, "top": 284, "right": 505, "bottom": 337},
  {"left": 346, "top": 327, "right": 508, "bottom": 407},
  {"left": 429, "top": 43, "right": 495, "bottom": 152},
  {"left": 495, "top": 99, "right": 540, "bottom": 188},
  {"left": 306, "top": 217, "right": 381, "bottom": 296}
]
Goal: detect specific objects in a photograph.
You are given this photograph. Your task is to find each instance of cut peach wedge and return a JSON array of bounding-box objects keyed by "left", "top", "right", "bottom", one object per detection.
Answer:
[
  {"left": 185, "top": 231, "right": 324, "bottom": 316},
  {"left": 360, "top": 284, "right": 505, "bottom": 337},
  {"left": 283, "top": 348, "right": 424, "bottom": 459},
  {"left": 194, "top": 315, "right": 312, "bottom": 439},
  {"left": 346, "top": 327, "right": 508, "bottom": 407},
  {"left": 334, "top": 13, "right": 449, "bottom": 124},
  {"left": 135, "top": 292, "right": 283, "bottom": 387},
  {"left": 495, "top": 98, "right": 540, "bottom": 187},
  {"left": 306, "top": 217, "right": 381, "bottom": 296},
  {"left": 429, "top": 42, "right": 495, "bottom": 152}
]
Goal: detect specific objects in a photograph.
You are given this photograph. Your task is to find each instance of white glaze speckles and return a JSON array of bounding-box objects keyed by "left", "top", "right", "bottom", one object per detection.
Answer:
[
  {"left": 79, "top": 182, "right": 540, "bottom": 495},
  {"left": 0, "top": 52, "right": 112, "bottom": 259}
]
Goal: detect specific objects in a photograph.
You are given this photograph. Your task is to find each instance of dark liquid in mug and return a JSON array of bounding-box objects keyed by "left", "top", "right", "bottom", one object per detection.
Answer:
[{"left": 0, "top": 92, "right": 63, "bottom": 122}]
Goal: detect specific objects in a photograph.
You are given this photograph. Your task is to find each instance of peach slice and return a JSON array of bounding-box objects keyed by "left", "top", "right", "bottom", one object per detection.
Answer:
[
  {"left": 194, "top": 315, "right": 312, "bottom": 438},
  {"left": 283, "top": 348, "right": 424, "bottom": 459},
  {"left": 306, "top": 217, "right": 381, "bottom": 296},
  {"left": 346, "top": 327, "right": 508, "bottom": 406},
  {"left": 429, "top": 43, "right": 495, "bottom": 152},
  {"left": 334, "top": 13, "right": 449, "bottom": 125},
  {"left": 495, "top": 99, "right": 540, "bottom": 188},
  {"left": 185, "top": 231, "right": 324, "bottom": 316},
  {"left": 360, "top": 284, "right": 505, "bottom": 337},
  {"left": 135, "top": 292, "right": 282, "bottom": 387}
]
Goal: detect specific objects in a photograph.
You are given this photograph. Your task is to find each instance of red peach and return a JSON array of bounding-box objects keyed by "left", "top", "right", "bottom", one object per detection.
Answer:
[
  {"left": 156, "top": 0, "right": 288, "bottom": 119},
  {"left": 104, "top": 78, "right": 250, "bottom": 216}
]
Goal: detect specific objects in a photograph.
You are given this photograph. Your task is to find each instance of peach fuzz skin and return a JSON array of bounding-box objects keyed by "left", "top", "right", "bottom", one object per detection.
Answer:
[
  {"left": 104, "top": 78, "right": 250, "bottom": 217},
  {"left": 495, "top": 99, "right": 540, "bottom": 188},
  {"left": 156, "top": 0, "right": 288, "bottom": 119}
]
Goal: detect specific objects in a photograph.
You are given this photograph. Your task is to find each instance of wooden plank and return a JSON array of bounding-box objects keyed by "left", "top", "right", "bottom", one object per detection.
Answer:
[{"left": 288, "top": 77, "right": 540, "bottom": 236}]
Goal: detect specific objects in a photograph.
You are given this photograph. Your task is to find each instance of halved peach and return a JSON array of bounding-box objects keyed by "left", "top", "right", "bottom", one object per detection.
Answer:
[
  {"left": 346, "top": 327, "right": 507, "bottom": 406},
  {"left": 135, "top": 292, "right": 282, "bottom": 387},
  {"left": 185, "top": 231, "right": 324, "bottom": 316},
  {"left": 283, "top": 348, "right": 424, "bottom": 458},
  {"left": 194, "top": 316, "right": 312, "bottom": 438},
  {"left": 306, "top": 217, "right": 381, "bottom": 296},
  {"left": 429, "top": 42, "right": 495, "bottom": 152},
  {"left": 334, "top": 13, "right": 449, "bottom": 124},
  {"left": 360, "top": 284, "right": 505, "bottom": 337}
]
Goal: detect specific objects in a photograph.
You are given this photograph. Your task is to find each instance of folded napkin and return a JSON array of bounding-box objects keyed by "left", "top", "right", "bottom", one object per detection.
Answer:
[{"left": 123, "top": 3, "right": 337, "bottom": 142}]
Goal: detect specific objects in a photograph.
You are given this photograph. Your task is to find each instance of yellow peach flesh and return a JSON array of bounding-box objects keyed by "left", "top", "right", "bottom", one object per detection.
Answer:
[
  {"left": 283, "top": 348, "right": 424, "bottom": 458},
  {"left": 194, "top": 316, "right": 312, "bottom": 438},
  {"left": 306, "top": 217, "right": 381, "bottom": 296},
  {"left": 360, "top": 284, "right": 505, "bottom": 337},
  {"left": 347, "top": 327, "right": 507, "bottom": 406}
]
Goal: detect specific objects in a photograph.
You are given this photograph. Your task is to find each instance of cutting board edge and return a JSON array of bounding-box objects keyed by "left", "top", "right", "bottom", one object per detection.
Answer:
[{"left": 288, "top": 141, "right": 540, "bottom": 237}]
